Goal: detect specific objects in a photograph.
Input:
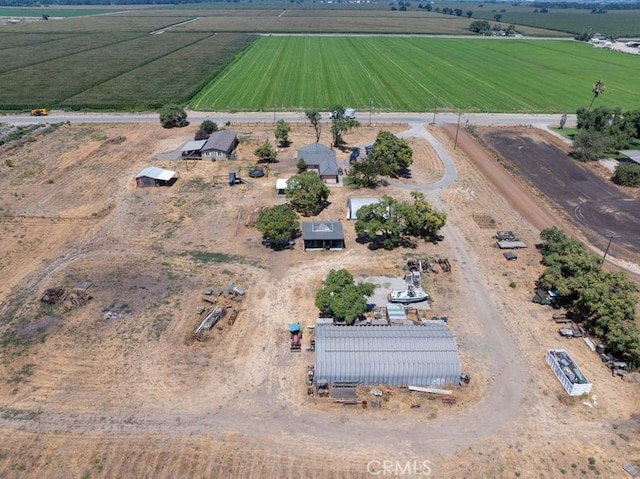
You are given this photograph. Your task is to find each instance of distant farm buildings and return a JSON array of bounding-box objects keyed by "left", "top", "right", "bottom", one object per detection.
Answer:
[
  {"left": 314, "top": 324, "right": 461, "bottom": 387},
  {"left": 135, "top": 167, "right": 178, "bottom": 187}
]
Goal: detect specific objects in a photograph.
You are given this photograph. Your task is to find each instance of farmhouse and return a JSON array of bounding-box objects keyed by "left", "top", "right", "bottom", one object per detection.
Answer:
[
  {"left": 135, "top": 167, "right": 178, "bottom": 187},
  {"left": 314, "top": 323, "right": 461, "bottom": 387},
  {"left": 302, "top": 221, "right": 345, "bottom": 251},
  {"left": 201, "top": 130, "right": 239, "bottom": 160},
  {"left": 346, "top": 197, "right": 381, "bottom": 220},
  {"left": 297, "top": 143, "right": 339, "bottom": 184}
]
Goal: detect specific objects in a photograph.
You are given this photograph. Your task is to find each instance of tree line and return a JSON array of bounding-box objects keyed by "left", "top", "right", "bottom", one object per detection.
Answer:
[{"left": 537, "top": 227, "right": 640, "bottom": 367}]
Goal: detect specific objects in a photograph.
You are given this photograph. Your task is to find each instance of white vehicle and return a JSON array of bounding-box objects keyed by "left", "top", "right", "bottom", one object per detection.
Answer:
[{"left": 388, "top": 285, "right": 429, "bottom": 304}]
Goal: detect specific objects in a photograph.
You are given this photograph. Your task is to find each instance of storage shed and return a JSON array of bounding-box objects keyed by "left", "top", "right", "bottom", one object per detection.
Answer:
[
  {"left": 302, "top": 221, "right": 345, "bottom": 251},
  {"left": 276, "top": 178, "right": 289, "bottom": 195},
  {"left": 314, "top": 324, "right": 461, "bottom": 387},
  {"left": 346, "top": 197, "right": 381, "bottom": 220},
  {"left": 135, "top": 167, "right": 178, "bottom": 187},
  {"left": 546, "top": 349, "right": 592, "bottom": 396}
]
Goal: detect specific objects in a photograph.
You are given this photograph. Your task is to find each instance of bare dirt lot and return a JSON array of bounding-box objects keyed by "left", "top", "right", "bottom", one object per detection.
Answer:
[
  {"left": 0, "top": 120, "right": 639, "bottom": 478},
  {"left": 477, "top": 127, "right": 640, "bottom": 258}
]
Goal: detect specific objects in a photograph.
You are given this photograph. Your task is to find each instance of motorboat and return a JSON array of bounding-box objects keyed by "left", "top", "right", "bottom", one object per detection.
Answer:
[{"left": 388, "top": 285, "right": 429, "bottom": 304}]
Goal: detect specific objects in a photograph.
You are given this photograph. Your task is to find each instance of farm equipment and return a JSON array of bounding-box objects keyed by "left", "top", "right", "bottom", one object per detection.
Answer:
[
  {"left": 289, "top": 322, "right": 302, "bottom": 351},
  {"left": 437, "top": 258, "right": 451, "bottom": 272},
  {"left": 30, "top": 108, "right": 48, "bottom": 116},
  {"left": 306, "top": 365, "right": 315, "bottom": 385}
]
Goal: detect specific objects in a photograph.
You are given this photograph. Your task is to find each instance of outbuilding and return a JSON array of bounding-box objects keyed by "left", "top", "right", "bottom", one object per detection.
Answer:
[
  {"left": 276, "top": 178, "right": 289, "bottom": 195},
  {"left": 314, "top": 324, "right": 461, "bottom": 387},
  {"left": 297, "top": 143, "right": 339, "bottom": 184},
  {"left": 620, "top": 150, "right": 640, "bottom": 165},
  {"left": 201, "top": 130, "right": 239, "bottom": 160},
  {"left": 546, "top": 349, "right": 592, "bottom": 396},
  {"left": 302, "top": 221, "right": 345, "bottom": 251},
  {"left": 181, "top": 139, "right": 207, "bottom": 159},
  {"left": 135, "top": 167, "right": 178, "bottom": 187},
  {"left": 346, "top": 197, "right": 381, "bottom": 220}
]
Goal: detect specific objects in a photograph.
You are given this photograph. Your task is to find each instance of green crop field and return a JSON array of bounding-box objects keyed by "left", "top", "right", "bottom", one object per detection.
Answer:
[
  {"left": 0, "top": 31, "right": 254, "bottom": 110},
  {"left": 191, "top": 36, "right": 640, "bottom": 113}
]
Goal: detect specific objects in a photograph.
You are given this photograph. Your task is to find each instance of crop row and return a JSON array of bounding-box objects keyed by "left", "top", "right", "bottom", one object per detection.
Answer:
[{"left": 192, "top": 36, "right": 640, "bottom": 113}]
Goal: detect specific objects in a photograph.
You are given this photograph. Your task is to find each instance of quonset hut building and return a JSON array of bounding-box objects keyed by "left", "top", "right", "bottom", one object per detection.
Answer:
[{"left": 314, "top": 323, "right": 461, "bottom": 387}]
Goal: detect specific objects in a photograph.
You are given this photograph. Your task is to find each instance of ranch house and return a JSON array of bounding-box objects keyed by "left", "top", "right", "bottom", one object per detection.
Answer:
[
  {"left": 201, "top": 130, "right": 239, "bottom": 160},
  {"left": 297, "top": 143, "right": 339, "bottom": 184},
  {"left": 301, "top": 221, "right": 345, "bottom": 251}
]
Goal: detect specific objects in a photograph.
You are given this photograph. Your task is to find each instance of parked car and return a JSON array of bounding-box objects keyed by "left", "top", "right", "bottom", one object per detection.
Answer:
[{"left": 365, "top": 144, "right": 373, "bottom": 155}]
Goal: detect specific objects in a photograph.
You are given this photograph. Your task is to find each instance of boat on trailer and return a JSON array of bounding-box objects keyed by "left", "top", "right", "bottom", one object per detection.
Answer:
[{"left": 388, "top": 285, "right": 429, "bottom": 304}]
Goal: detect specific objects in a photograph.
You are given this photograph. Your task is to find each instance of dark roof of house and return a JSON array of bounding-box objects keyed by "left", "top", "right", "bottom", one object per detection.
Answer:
[
  {"left": 297, "top": 144, "right": 338, "bottom": 176},
  {"left": 202, "top": 130, "right": 238, "bottom": 153},
  {"left": 302, "top": 221, "right": 344, "bottom": 241}
]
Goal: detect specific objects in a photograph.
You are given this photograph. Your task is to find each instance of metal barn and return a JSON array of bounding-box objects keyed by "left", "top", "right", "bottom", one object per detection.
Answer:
[
  {"left": 314, "top": 324, "right": 461, "bottom": 387},
  {"left": 135, "top": 167, "right": 178, "bottom": 187},
  {"left": 346, "top": 197, "right": 381, "bottom": 220}
]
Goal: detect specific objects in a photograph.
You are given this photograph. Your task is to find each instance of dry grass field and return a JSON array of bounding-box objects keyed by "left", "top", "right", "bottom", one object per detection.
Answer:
[{"left": 0, "top": 120, "right": 639, "bottom": 478}]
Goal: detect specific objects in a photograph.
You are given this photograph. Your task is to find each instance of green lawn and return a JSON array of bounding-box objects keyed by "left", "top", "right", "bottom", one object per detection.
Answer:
[{"left": 191, "top": 37, "right": 640, "bottom": 113}]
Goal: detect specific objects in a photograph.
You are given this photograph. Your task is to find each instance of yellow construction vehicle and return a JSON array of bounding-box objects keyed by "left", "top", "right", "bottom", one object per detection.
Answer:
[{"left": 30, "top": 108, "right": 48, "bottom": 116}]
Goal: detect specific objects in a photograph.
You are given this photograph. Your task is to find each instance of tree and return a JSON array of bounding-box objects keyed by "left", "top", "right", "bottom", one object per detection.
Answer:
[
  {"left": 347, "top": 156, "right": 380, "bottom": 188},
  {"left": 613, "top": 162, "right": 640, "bottom": 187},
  {"left": 397, "top": 192, "right": 447, "bottom": 242},
  {"left": 571, "top": 129, "right": 613, "bottom": 161},
  {"left": 355, "top": 196, "right": 402, "bottom": 249},
  {"left": 589, "top": 80, "right": 606, "bottom": 110},
  {"left": 254, "top": 141, "right": 278, "bottom": 163},
  {"left": 315, "top": 269, "right": 375, "bottom": 325},
  {"left": 194, "top": 129, "right": 209, "bottom": 141},
  {"left": 297, "top": 158, "right": 308, "bottom": 173},
  {"left": 285, "top": 171, "right": 330, "bottom": 216},
  {"left": 305, "top": 109, "right": 322, "bottom": 143},
  {"left": 465, "top": 10, "right": 473, "bottom": 18},
  {"left": 469, "top": 20, "right": 491, "bottom": 34},
  {"left": 454, "top": 8, "right": 463, "bottom": 16},
  {"left": 274, "top": 119, "right": 291, "bottom": 147},
  {"left": 200, "top": 120, "right": 218, "bottom": 135},
  {"left": 329, "top": 105, "right": 360, "bottom": 148},
  {"left": 159, "top": 105, "right": 188, "bottom": 129},
  {"left": 369, "top": 130, "right": 413, "bottom": 177},
  {"left": 256, "top": 204, "right": 299, "bottom": 247},
  {"left": 493, "top": 13, "right": 502, "bottom": 21},
  {"left": 559, "top": 113, "right": 567, "bottom": 129}
]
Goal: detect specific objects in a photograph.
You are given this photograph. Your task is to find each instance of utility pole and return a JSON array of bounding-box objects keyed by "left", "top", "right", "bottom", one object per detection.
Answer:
[
  {"left": 431, "top": 94, "right": 439, "bottom": 125},
  {"left": 368, "top": 98, "right": 373, "bottom": 125},
  {"left": 454, "top": 111, "right": 462, "bottom": 149},
  {"left": 601, "top": 234, "right": 617, "bottom": 269}
]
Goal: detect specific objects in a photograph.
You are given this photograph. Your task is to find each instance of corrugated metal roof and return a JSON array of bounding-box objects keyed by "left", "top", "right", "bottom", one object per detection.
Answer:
[
  {"left": 302, "top": 221, "right": 344, "bottom": 241},
  {"left": 275, "top": 178, "right": 288, "bottom": 190},
  {"left": 620, "top": 150, "right": 640, "bottom": 164},
  {"left": 135, "top": 166, "right": 176, "bottom": 181},
  {"left": 181, "top": 139, "right": 207, "bottom": 152},
  {"left": 315, "top": 324, "right": 461, "bottom": 387},
  {"left": 386, "top": 303, "right": 407, "bottom": 323},
  {"left": 346, "top": 197, "right": 381, "bottom": 220}
]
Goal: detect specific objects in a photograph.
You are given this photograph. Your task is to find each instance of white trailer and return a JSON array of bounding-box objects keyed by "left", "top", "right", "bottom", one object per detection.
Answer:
[{"left": 546, "top": 349, "right": 592, "bottom": 396}]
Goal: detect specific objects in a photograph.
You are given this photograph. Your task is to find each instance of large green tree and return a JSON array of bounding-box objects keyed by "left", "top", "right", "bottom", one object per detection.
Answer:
[
  {"left": 285, "top": 171, "right": 330, "bottom": 216},
  {"left": 256, "top": 204, "right": 299, "bottom": 247},
  {"left": 159, "top": 105, "right": 188, "bottom": 128},
  {"left": 315, "top": 269, "right": 375, "bottom": 325},
  {"left": 537, "top": 227, "right": 640, "bottom": 366},
  {"left": 254, "top": 141, "right": 278, "bottom": 163},
  {"left": 200, "top": 120, "right": 218, "bottom": 134},
  {"left": 274, "top": 119, "right": 291, "bottom": 147},
  {"left": 347, "top": 156, "right": 380, "bottom": 188},
  {"left": 369, "top": 131, "right": 413, "bottom": 177},
  {"left": 397, "top": 192, "right": 447, "bottom": 242},
  {"left": 469, "top": 19, "right": 491, "bottom": 34},
  {"left": 329, "top": 105, "right": 360, "bottom": 148},
  {"left": 355, "top": 196, "right": 402, "bottom": 249}
]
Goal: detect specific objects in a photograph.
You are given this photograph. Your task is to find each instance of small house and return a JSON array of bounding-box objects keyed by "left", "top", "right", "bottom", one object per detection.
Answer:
[
  {"left": 346, "top": 197, "right": 381, "bottom": 220},
  {"left": 135, "top": 167, "right": 178, "bottom": 187},
  {"left": 297, "top": 143, "right": 339, "bottom": 184},
  {"left": 302, "top": 221, "right": 345, "bottom": 251},
  {"left": 201, "top": 130, "right": 238, "bottom": 160}
]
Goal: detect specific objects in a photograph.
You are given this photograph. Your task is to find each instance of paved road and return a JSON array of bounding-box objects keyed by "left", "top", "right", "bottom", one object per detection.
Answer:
[{"left": 1, "top": 110, "right": 575, "bottom": 128}]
